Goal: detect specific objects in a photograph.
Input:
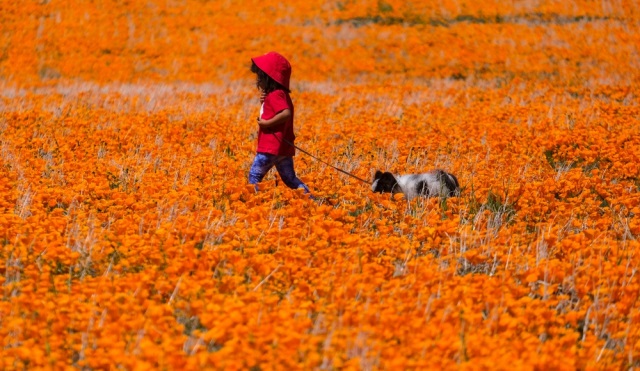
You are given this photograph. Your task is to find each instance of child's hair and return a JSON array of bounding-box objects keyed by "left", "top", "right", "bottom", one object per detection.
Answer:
[{"left": 251, "top": 61, "right": 290, "bottom": 94}]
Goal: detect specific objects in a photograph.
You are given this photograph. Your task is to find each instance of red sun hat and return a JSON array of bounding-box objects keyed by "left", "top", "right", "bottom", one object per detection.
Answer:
[{"left": 251, "top": 51, "right": 291, "bottom": 90}]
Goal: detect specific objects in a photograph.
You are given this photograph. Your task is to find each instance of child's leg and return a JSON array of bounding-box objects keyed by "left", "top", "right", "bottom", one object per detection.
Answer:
[
  {"left": 274, "top": 156, "right": 310, "bottom": 193},
  {"left": 248, "top": 153, "right": 276, "bottom": 188}
]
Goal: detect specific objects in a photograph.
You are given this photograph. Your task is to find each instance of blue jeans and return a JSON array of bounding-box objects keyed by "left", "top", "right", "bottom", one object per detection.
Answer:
[{"left": 248, "top": 153, "right": 310, "bottom": 193}]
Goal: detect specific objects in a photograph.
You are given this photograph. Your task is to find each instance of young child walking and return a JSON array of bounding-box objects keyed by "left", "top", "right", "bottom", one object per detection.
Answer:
[{"left": 248, "top": 51, "right": 311, "bottom": 195}]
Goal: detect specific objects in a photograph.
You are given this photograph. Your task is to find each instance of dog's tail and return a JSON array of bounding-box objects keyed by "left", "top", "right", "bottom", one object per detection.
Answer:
[{"left": 439, "top": 170, "right": 460, "bottom": 197}]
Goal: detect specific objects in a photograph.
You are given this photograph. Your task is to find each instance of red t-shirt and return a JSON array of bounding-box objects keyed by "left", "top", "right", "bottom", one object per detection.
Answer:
[{"left": 257, "top": 90, "right": 295, "bottom": 156}]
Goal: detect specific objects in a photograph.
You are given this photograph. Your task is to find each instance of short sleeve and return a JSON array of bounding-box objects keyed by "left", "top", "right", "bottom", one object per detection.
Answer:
[{"left": 265, "top": 90, "right": 290, "bottom": 117}]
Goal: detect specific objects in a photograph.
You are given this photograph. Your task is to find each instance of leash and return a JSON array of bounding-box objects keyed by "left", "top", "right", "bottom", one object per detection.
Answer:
[{"left": 272, "top": 133, "right": 372, "bottom": 185}]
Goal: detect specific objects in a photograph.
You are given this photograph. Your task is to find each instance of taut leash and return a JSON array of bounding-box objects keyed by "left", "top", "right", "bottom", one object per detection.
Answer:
[{"left": 272, "top": 133, "right": 372, "bottom": 185}]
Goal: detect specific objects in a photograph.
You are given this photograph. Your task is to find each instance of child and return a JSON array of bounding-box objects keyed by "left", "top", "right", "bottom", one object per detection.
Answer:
[{"left": 248, "top": 51, "right": 311, "bottom": 195}]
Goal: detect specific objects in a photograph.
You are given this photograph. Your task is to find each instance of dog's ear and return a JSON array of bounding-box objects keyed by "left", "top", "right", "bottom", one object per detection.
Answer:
[
  {"left": 374, "top": 170, "right": 383, "bottom": 180},
  {"left": 380, "top": 172, "right": 396, "bottom": 182}
]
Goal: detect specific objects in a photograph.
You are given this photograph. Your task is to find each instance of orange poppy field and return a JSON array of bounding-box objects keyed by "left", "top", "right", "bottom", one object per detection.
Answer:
[{"left": 1, "top": 1, "right": 640, "bottom": 369}]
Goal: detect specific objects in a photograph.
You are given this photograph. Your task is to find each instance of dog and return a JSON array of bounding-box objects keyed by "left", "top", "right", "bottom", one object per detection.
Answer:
[{"left": 371, "top": 170, "right": 460, "bottom": 200}]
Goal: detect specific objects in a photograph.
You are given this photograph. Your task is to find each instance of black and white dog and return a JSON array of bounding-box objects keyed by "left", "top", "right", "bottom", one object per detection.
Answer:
[{"left": 371, "top": 170, "right": 460, "bottom": 200}]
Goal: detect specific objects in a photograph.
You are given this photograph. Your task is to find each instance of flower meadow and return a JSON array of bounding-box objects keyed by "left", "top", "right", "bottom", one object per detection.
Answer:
[{"left": 1, "top": 1, "right": 640, "bottom": 369}]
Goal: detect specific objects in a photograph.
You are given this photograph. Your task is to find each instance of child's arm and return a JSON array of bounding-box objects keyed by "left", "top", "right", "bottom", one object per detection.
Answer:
[{"left": 257, "top": 109, "right": 291, "bottom": 128}]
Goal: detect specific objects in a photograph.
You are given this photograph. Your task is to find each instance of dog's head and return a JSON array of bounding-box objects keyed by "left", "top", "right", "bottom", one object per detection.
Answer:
[{"left": 371, "top": 171, "right": 400, "bottom": 194}]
